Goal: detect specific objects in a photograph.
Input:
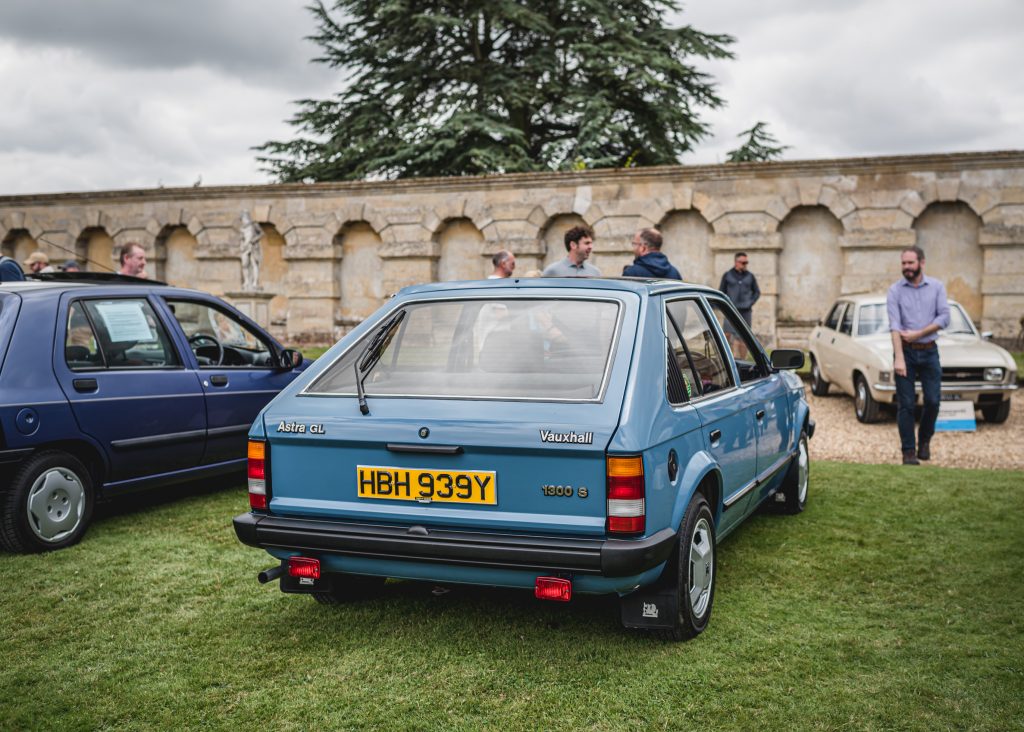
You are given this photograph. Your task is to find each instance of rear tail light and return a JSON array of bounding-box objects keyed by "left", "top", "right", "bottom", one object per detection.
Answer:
[
  {"left": 535, "top": 576, "right": 572, "bottom": 602},
  {"left": 607, "top": 455, "right": 645, "bottom": 535},
  {"left": 248, "top": 440, "right": 268, "bottom": 510},
  {"left": 287, "top": 557, "right": 320, "bottom": 579}
]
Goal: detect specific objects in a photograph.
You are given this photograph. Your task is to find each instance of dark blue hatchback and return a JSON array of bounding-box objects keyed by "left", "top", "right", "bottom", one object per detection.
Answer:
[{"left": 0, "top": 274, "right": 307, "bottom": 552}]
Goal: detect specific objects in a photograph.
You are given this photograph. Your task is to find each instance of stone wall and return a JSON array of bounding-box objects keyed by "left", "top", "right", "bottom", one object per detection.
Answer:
[{"left": 2, "top": 151, "right": 1023, "bottom": 347}]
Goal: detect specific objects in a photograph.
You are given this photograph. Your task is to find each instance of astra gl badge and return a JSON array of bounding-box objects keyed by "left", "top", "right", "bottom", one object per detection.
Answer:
[
  {"left": 276, "top": 421, "right": 325, "bottom": 434},
  {"left": 539, "top": 429, "right": 593, "bottom": 444}
]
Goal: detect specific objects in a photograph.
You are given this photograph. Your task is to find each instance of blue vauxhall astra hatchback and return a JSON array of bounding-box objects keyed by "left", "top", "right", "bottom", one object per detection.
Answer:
[
  {"left": 233, "top": 277, "right": 812, "bottom": 639},
  {"left": 0, "top": 273, "right": 307, "bottom": 553}
]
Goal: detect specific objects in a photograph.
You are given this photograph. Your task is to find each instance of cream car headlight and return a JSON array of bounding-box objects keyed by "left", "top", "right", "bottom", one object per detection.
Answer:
[
  {"left": 878, "top": 370, "right": 892, "bottom": 383},
  {"left": 984, "top": 367, "right": 1005, "bottom": 382}
]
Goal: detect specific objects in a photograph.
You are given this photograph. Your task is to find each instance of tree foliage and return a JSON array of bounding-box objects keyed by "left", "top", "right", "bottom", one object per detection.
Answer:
[
  {"left": 725, "top": 121, "right": 789, "bottom": 163},
  {"left": 257, "top": 0, "right": 734, "bottom": 181}
]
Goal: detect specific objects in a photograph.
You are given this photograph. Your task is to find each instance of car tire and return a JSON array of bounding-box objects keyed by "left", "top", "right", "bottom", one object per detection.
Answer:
[
  {"left": 854, "top": 374, "right": 880, "bottom": 423},
  {"left": 810, "top": 356, "right": 830, "bottom": 396},
  {"left": 0, "top": 450, "right": 94, "bottom": 553},
  {"left": 661, "top": 493, "right": 716, "bottom": 641},
  {"left": 772, "top": 430, "right": 809, "bottom": 515},
  {"left": 313, "top": 574, "right": 387, "bottom": 605},
  {"left": 980, "top": 399, "right": 1011, "bottom": 424}
]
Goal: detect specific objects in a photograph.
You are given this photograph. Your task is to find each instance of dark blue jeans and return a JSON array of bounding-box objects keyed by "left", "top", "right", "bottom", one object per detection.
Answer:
[{"left": 895, "top": 345, "right": 941, "bottom": 452}]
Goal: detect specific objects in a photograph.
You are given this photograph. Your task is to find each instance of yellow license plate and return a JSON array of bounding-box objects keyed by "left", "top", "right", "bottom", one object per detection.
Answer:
[{"left": 356, "top": 465, "right": 497, "bottom": 505}]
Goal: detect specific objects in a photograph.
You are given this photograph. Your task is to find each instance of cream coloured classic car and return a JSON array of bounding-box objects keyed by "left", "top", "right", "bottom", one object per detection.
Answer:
[{"left": 808, "top": 294, "right": 1017, "bottom": 423}]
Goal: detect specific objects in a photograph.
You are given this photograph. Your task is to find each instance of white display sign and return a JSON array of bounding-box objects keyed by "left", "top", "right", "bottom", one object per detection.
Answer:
[
  {"left": 94, "top": 301, "right": 154, "bottom": 342},
  {"left": 935, "top": 400, "right": 976, "bottom": 432}
]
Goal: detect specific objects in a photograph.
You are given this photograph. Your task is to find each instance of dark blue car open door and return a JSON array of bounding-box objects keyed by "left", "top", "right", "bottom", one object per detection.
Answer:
[{"left": 53, "top": 294, "right": 206, "bottom": 486}]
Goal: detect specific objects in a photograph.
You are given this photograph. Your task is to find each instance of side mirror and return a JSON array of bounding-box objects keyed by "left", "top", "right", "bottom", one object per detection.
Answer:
[
  {"left": 981, "top": 331, "right": 993, "bottom": 341},
  {"left": 770, "top": 349, "right": 805, "bottom": 370},
  {"left": 277, "top": 348, "right": 304, "bottom": 370}
]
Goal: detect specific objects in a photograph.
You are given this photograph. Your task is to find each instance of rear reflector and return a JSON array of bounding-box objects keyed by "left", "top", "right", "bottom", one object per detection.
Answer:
[
  {"left": 287, "top": 557, "right": 320, "bottom": 580},
  {"left": 248, "top": 439, "right": 268, "bottom": 510},
  {"left": 607, "top": 455, "right": 645, "bottom": 535},
  {"left": 535, "top": 576, "right": 572, "bottom": 602}
]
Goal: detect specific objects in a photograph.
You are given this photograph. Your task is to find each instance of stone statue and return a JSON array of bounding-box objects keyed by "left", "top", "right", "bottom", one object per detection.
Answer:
[{"left": 239, "top": 210, "right": 263, "bottom": 292}]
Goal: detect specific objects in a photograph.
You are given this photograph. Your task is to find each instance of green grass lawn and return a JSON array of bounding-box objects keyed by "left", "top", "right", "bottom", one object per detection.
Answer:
[{"left": 1, "top": 463, "right": 1022, "bottom": 731}]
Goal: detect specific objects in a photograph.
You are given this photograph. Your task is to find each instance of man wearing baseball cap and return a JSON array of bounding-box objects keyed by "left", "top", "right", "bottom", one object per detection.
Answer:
[{"left": 23, "top": 251, "right": 55, "bottom": 274}]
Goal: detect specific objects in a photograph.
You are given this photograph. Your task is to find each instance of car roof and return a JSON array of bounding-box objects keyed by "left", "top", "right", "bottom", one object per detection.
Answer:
[
  {"left": 0, "top": 276, "right": 220, "bottom": 302},
  {"left": 396, "top": 276, "right": 724, "bottom": 298}
]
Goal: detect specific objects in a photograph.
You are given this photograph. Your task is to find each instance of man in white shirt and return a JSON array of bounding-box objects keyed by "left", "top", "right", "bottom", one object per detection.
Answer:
[{"left": 488, "top": 250, "right": 516, "bottom": 278}]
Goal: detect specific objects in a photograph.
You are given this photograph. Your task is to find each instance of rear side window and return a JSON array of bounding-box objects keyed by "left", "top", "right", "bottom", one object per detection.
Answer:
[
  {"left": 71, "top": 298, "right": 180, "bottom": 369},
  {"left": 306, "top": 298, "right": 621, "bottom": 401},
  {"left": 665, "top": 299, "right": 733, "bottom": 397}
]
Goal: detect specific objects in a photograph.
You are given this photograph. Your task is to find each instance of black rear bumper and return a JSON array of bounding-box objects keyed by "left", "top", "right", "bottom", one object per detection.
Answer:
[{"left": 233, "top": 513, "right": 676, "bottom": 578}]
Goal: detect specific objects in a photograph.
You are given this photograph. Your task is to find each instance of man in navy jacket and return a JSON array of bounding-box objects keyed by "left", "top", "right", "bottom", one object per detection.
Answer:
[
  {"left": 0, "top": 255, "right": 26, "bottom": 282},
  {"left": 622, "top": 228, "right": 681, "bottom": 280}
]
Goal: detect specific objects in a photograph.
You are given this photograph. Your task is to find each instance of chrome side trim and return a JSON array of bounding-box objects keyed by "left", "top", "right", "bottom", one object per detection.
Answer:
[{"left": 724, "top": 451, "right": 794, "bottom": 509}]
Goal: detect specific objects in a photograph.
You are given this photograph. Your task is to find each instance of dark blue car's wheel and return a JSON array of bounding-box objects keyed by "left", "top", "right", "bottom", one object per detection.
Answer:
[{"left": 0, "top": 451, "right": 94, "bottom": 553}]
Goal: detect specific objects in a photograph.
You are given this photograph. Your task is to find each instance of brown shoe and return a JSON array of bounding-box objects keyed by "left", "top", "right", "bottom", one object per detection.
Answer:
[
  {"left": 902, "top": 449, "right": 920, "bottom": 465},
  {"left": 917, "top": 441, "right": 930, "bottom": 461}
]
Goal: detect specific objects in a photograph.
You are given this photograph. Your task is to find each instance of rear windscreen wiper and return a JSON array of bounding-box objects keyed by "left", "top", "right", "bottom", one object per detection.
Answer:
[{"left": 355, "top": 310, "right": 406, "bottom": 415}]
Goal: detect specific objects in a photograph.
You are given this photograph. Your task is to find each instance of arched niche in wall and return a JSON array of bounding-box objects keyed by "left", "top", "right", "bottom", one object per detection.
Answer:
[
  {"left": 912, "top": 202, "right": 983, "bottom": 321},
  {"left": 541, "top": 214, "right": 589, "bottom": 270},
  {"left": 338, "top": 221, "right": 385, "bottom": 322},
  {"left": 258, "top": 222, "right": 289, "bottom": 327},
  {"left": 658, "top": 210, "right": 713, "bottom": 285},
  {"left": 436, "top": 218, "right": 485, "bottom": 281},
  {"left": 77, "top": 227, "right": 116, "bottom": 274},
  {"left": 778, "top": 205, "right": 843, "bottom": 324},
  {"left": 1, "top": 229, "right": 39, "bottom": 265},
  {"left": 157, "top": 225, "right": 199, "bottom": 287}
]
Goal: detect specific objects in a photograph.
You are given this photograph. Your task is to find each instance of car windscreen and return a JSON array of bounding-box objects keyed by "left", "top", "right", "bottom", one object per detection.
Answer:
[
  {"left": 305, "top": 297, "right": 621, "bottom": 401},
  {"left": 857, "top": 301, "right": 975, "bottom": 336},
  {"left": 945, "top": 304, "right": 976, "bottom": 335}
]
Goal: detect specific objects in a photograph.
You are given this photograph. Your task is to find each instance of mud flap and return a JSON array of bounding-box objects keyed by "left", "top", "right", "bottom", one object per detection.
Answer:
[{"left": 620, "top": 587, "right": 679, "bottom": 630}]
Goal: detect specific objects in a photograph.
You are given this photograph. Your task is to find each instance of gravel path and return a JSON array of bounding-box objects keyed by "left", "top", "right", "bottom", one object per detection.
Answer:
[{"left": 805, "top": 385, "right": 1023, "bottom": 470}]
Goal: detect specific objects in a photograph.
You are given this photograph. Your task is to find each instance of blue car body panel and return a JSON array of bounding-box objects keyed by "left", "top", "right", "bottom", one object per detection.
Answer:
[
  {"left": 234, "top": 277, "right": 811, "bottom": 599},
  {"left": 0, "top": 279, "right": 307, "bottom": 496}
]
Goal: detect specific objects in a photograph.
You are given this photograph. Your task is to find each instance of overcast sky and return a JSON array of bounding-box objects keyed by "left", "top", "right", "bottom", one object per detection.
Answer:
[{"left": 1, "top": 0, "right": 1021, "bottom": 195}]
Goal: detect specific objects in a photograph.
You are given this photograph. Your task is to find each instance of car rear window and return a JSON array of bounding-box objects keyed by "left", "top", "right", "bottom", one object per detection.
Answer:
[{"left": 306, "top": 298, "right": 621, "bottom": 401}]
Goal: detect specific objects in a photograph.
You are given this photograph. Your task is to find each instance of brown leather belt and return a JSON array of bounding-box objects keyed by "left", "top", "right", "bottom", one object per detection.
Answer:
[{"left": 903, "top": 341, "right": 936, "bottom": 350}]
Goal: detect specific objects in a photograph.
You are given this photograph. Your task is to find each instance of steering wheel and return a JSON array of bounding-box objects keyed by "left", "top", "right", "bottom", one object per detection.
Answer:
[{"left": 188, "top": 333, "right": 224, "bottom": 366}]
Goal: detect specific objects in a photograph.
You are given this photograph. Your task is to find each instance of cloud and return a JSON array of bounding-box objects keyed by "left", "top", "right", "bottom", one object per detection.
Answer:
[
  {"left": 0, "top": 0, "right": 1021, "bottom": 193},
  {"left": 0, "top": 0, "right": 334, "bottom": 88},
  {"left": 677, "top": 0, "right": 1024, "bottom": 162}
]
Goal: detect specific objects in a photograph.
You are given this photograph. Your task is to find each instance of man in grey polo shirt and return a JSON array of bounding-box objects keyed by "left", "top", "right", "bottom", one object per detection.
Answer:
[
  {"left": 542, "top": 225, "right": 601, "bottom": 277},
  {"left": 886, "top": 245, "right": 950, "bottom": 465}
]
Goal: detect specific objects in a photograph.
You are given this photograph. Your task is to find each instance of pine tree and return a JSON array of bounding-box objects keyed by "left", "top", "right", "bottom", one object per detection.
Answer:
[
  {"left": 725, "top": 121, "right": 789, "bottom": 163},
  {"left": 257, "top": 1, "right": 733, "bottom": 181}
]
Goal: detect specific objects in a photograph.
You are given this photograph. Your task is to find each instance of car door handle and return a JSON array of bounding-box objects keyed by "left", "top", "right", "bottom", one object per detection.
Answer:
[
  {"left": 210, "top": 375, "right": 229, "bottom": 386},
  {"left": 709, "top": 429, "right": 721, "bottom": 444},
  {"left": 830, "top": 337, "right": 835, "bottom": 344},
  {"left": 73, "top": 378, "right": 98, "bottom": 393},
  {"left": 756, "top": 409, "right": 766, "bottom": 420}
]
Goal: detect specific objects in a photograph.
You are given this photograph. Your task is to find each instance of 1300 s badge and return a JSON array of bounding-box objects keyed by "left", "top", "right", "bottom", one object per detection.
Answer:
[
  {"left": 541, "top": 484, "right": 588, "bottom": 498},
  {"left": 276, "top": 421, "right": 325, "bottom": 434}
]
